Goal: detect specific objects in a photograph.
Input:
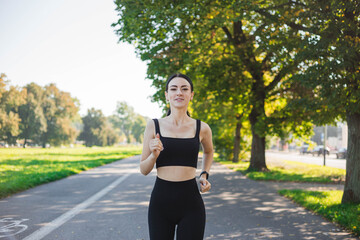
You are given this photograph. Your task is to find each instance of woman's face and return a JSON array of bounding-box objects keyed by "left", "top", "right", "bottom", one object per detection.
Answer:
[{"left": 165, "top": 77, "right": 194, "bottom": 108}]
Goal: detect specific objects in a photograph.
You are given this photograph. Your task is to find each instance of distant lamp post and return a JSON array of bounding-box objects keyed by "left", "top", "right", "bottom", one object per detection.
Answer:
[{"left": 323, "top": 125, "right": 327, "bottom": 166}]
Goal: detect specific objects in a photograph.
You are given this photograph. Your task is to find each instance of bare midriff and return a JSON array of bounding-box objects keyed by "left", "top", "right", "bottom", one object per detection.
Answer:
[{"left": 157, "top": 166, "right": 196, "bottom": 181}]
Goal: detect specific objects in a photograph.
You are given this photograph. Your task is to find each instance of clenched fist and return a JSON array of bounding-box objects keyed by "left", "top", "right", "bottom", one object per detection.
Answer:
[
  {"left": 199, "top": 178, "right": 211, "bottom": 193},
  {"left": 149, "top": 133, "right": 164, "bottom": 158}
]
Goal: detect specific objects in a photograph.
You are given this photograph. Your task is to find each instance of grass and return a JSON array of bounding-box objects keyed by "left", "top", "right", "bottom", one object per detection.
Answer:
[
  {"left": 279, "top": 189, "right": 360, "bottom": 236},
  {"left": 216, "top": 158, "right": 345, "bottom": 183},
  {"left": 0, "top": 146, "right": 142, "bottom": 199}
]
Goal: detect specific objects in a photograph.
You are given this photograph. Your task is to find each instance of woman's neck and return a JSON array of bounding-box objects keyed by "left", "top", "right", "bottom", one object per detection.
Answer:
[{"left": 167, "top": 108, "right": 190, "bottom": 126}]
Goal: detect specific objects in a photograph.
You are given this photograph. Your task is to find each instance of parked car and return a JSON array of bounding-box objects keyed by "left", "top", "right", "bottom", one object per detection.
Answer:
[
  {"left": 336, "top": 148, "right": 347, "bottom": 159},
  {"left": 311, "top": 145, "right": 330, "bottom": 156},
  {"left": 300, "top": 145, "right": 310, "bottom": 154}
]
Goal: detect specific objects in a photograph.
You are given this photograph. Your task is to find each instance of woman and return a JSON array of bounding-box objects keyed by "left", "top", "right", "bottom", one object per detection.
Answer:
[{"left": 140, "top": 73, "right": 214, "bottom": 240}]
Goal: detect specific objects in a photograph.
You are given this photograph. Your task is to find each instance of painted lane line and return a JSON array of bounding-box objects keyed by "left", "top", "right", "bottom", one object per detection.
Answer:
[{"left": 23, "top": 173, "right": 131, "bottom": 240}]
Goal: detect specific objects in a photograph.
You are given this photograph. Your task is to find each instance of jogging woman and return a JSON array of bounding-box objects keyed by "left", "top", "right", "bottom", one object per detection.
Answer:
[{"left": 140, "top": 73, "right": 214, "bottom": 240}]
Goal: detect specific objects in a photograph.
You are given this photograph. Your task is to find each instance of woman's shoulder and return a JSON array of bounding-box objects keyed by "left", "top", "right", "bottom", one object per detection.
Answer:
[
  {"left": 194, "top": 119, "right": 211, "bottom": 134},
  {"left": 198, "top": 120, "right": 212, "bottom": 143},
  {"left": 199, "top": 120, "right": 211, "bottom": 132},
  {"left": 146, "top": 118, "right": 156, "bottom": 124},
  {"left": 145, "top": 118, "right": 156, "bottom": 131}
]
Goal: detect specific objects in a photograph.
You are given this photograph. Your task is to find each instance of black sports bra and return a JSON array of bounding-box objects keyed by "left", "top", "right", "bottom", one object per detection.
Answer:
[{"left": 153, "top": 119, "right": 201, "bottom": 169}]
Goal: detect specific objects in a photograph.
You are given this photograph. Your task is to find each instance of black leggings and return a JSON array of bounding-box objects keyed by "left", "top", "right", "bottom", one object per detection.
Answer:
[{"left": 148, "top": 176, "right": 206, "bottom": 240}]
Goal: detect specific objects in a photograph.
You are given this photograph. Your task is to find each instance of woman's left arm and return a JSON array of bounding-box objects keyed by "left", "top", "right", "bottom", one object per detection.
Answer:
[{"left": 199, "top": 122, "right": 214, "bottom": 193}]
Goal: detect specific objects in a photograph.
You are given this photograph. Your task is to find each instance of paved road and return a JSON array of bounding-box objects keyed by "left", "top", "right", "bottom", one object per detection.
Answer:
[
  {"left": 266, "top": 151, "right": 346, "bottom": 169},
  {"left": 0, "top": 155, "right": 357, "bottom": 240}
]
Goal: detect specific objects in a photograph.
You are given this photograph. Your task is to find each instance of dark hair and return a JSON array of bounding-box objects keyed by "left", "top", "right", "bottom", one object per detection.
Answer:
[
  {"left": 165, "top": 73, "right": 193, "bottom": 116},
  {"left": 166, "top": 73, "right": 194, "bottom": 92}
]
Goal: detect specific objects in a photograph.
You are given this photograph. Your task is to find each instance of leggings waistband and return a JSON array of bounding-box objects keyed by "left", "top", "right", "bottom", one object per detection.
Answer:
[{"left": 155, "top": 176, "right": 197, "bottom": 185}]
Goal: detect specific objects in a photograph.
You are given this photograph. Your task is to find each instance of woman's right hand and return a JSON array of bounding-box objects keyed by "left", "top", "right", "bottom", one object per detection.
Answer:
[{"left": 149, "top": 133, "right": 163, "bottom": 158}]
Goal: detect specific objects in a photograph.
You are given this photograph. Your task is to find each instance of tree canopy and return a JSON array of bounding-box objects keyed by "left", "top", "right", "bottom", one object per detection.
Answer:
[
  {"left": 113, "top": 0, "right": 313, "bottom": 170},
  {"left": 78, "top": 108, "right": 119, "bottom": 147},
  {"left": 0, "top": 74, "right": 80, "bottom": 147},
  {"left": 109, "top": 101, "right": 148, "bottom": 143},
  {"left": 113, "top": 0, "right": 360, "bottom": 203}
]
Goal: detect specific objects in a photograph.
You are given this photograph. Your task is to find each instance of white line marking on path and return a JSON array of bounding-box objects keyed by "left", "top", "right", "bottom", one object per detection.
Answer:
[
  {"left": 0, "top": 218, "right": 28, "bottom": 239},
  {"left": 23, "top": 173, "right": 131, "bottom": 240}
]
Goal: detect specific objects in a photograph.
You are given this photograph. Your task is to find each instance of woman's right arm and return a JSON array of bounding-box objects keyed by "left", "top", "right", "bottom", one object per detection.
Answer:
[{"left": 140, "top": 119, "right": 162, "bottom": 176}]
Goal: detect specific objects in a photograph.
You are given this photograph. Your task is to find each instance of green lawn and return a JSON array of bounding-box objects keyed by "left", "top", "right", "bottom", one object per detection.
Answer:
[
  {"left": 216, "top": 159, "right": 345, "bottom": 183},
  {"left": 279, "top": 189, "right": 360, "bottom": 236},
  {"left": 0, "top": 146, "right": 142, "bottom": 199}
]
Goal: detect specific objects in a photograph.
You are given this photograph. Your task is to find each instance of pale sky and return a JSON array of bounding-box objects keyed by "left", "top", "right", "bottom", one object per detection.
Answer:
[{"left": 0, "top": 0, "right": 164, "bottom": 118}]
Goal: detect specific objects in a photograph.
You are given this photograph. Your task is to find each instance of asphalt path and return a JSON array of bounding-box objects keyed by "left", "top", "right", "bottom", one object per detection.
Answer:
[
  {"left": 0, "top": 155, "right": 357, "bottom": 240},
  {"left": 266, "top": 151, "right": 346, "bottom": 169}
]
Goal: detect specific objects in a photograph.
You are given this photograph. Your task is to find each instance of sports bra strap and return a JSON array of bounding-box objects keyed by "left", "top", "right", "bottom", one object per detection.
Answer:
[
  {"left": 195, "top": 119, "right": 201, "bottom": 138},
  {"left": 153, "top": 118, "right": 200, "bottom": 138},
  {"left": 153, "top": 119, "right": 160, "bottom": 135}
]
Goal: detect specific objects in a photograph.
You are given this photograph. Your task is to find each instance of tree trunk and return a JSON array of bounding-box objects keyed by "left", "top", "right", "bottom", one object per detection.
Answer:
[
  {"left": 342, "top": 112, "right": 360, "bottom": 204},
  {"left": 230, "top": 20, "right": 268, "bottom": 171},
  {"left": 249, "top": 127, "right": 268, "bottom": 171},
  {"left": 248, "top": 104, "right": 268, "bottom": 171},
  {"left": 280, "top": 139, "right": 286, "bottom": 151},
  {"left": 247, "top": 71, "right": 269, "bottom": 171},
  {"left": 232, "top": 120, "right": 242, "bottom": 163}
]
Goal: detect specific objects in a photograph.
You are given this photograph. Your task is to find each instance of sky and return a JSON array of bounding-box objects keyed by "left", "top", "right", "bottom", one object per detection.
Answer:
[{"left": 0, "top": 0, "right": 164, "bottom": 118}]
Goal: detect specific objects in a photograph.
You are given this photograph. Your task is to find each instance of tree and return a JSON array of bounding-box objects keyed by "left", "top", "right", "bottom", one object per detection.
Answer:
[
  {"left": 18, "top": 83, "right": 80, "bottom": 147},
  {"left": 112, "top": 0, "right": 311, "bottom": 170},
  {"left": 109, "top": 102, "right": 148, "bottom": 144},
  {"left": 132, "top": 114, "right": 148, "bottom": 143},
  {"left": 39, "top": 84, "right": 80, "bottom": 147},
  {"left": 277, "top": 0, "right": 360, "bottom": 203},
  {"left": 189, "top": 65, "right": 251, "bottom": 162},
  {"left": 0, "top": 74, "right": 24, "bottom": 144},
  {"left": 111, "top": 101, "right": 136, "bottom": 143},
  {"left": 101, "top": 121, "right": 120, "bottom": 146},
  {"left": 79, "top": 108, "right": 106, "bottom": 147},
  {"left": 0, "top": 111, "right": 21, "bottom": 144},
  {"left": 18, "top": 83, "right": 47, "bottom": 147},
  {"left": 0, "top": 75, "right": 80, "bottom": 147},
  {"left": 79, "top": 108, "right": 118, "bottom": 147}
]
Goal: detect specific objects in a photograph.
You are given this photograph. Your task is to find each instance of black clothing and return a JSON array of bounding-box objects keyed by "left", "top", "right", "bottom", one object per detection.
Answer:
[
  {"left": 148, "top": 177, "right": 206, "bottom": 240},
  {"left": 152, "top": 118, "right": 201, "bottom": 169},
  {"left": 148, "top": 119, "right": 206, "bottom": 239}
]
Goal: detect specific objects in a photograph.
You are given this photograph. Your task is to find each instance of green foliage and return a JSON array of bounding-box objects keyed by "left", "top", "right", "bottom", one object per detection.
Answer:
[
  {"left": 132, "top": 114, "right": 148, "bottom": 143},
  {"left": 78, "top": 108, "right": 119, "bottom": 147},
  {"left": 112, "top": 0, "right": 318, "bottom": 170},
  {"left": 112, "top": 0, "right": 359, "bottom": 182},
  {"left": 279, "top": 190, "right": 360, "bottom": 236},
  {"left": 40, "top": 84, "right": 80, "bottom": 147},
  {"left": 0, "top": 146, "right": 142, "bottom": 198},
  {"left": 101, "top": 123, "right": 120, "bottom": 146},
  {"left": 280, "top": 0, "right": 360, "bottom": 123},
  {"left": 111, "top": 101, "right": 136, "bottom": 143},
  {"left": 278, "top": 0, "right": 360, "bottom": 203},
  {"left": 0, "top": 75, "right": 80, "bottom": 147},
  {"left": 19, "top": 82, "right": 47, "bottom": 145},
  {"left": 0, "top": 74, "right": 23, "bottom": 143},
  {"left": 109, "top": 101, "right": 148, "bottom": 143}
]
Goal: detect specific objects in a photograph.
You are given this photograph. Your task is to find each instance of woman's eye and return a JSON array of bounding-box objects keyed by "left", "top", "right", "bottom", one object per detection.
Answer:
[
  {"left": 182, "top": 88, "right": 188, "bottom": 91},
  {"left": 170, "top": 88, "right": 176, "bottom": 91}
]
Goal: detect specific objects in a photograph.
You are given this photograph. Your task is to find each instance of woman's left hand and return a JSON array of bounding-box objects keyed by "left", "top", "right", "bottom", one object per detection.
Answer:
[{"left": 199, "top": 177, "right": 211, "bottom": 193}]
